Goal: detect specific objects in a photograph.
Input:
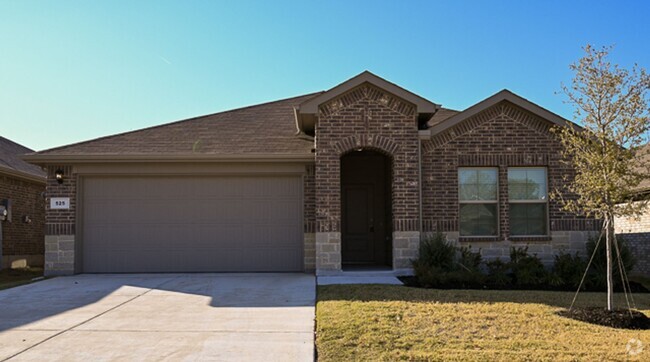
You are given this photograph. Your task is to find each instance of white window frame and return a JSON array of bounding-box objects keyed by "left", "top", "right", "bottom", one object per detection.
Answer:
[
  {"left": 507, "top": 167, "right": 549, "bottom": 237},
  {"left": 458, "top": 167, "right": 499, "bottom": 238}
]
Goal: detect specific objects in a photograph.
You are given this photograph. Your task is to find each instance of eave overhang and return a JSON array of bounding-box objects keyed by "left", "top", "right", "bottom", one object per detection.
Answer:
[
  {"left": 23, "top": 153, "right": 315, "bottom": 165},
  {"left": 0, "top": 165, "right": 46, "bottom": 184}
]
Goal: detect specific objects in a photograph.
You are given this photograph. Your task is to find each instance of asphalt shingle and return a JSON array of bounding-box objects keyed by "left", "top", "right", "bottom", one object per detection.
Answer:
[
  {"left": 37, "top": 93, "right": 323, "bottom": 156},
  {"left": 0, "top": 136, "right": 46, "bottom": 179}
]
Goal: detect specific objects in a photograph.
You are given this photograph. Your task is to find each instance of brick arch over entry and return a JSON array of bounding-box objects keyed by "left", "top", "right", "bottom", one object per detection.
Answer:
[{"left": 333, "top": 135, "right": 400, "bottom": 157}]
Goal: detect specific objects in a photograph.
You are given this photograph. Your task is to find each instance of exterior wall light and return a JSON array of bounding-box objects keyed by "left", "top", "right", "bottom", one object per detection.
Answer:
[{"left": 55, "top": 169, "right": 64, "bottom": 184}]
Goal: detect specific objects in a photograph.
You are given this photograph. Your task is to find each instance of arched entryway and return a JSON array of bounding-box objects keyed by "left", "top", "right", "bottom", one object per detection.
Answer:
[{"left": 340, "top": 149, "right": 393, "bottom": 269}]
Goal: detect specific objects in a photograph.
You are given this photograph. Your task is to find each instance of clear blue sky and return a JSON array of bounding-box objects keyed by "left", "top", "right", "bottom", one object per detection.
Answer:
[{"left": 1, "top": 0, "right": 649, "bottom": 151}]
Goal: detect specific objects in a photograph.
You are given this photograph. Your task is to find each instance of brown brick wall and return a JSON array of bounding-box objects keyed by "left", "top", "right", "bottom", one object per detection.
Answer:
[
  {"left": 304, "top": 164, "right": 316, "bottom": 233},
  {"left": 44, "top": 165, "right": 76, "bottom": 236},
  {"left": 315, "top": 84, "right": 421, "bottom": 233},
  {"left": 421, "top": 101, "right": 600, "bottom": 239},
  {"left": 0, "top": 174, "right": 45, "bottom": 260}
]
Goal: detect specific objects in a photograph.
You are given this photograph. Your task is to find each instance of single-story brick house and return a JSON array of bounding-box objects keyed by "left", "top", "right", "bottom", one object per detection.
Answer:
[
  {"left": 0, "top": 136, "right": 46, "bottom": 269},
  {"left": 25, "top": 71, "right": 600, "bottom": 276},
  {"left": 615, "top": 143, "right": 650, "bottom": 276}
]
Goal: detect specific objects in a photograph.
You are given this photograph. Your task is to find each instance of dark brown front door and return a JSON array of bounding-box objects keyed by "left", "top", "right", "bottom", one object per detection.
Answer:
[{"left": 341, "top": 150, "right": 392, "bottom": 267}]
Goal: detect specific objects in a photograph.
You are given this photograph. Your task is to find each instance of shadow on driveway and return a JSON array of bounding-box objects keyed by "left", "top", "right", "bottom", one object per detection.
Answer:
[{"left": 0, "top": 273, "right": 315, "bottom": 333}]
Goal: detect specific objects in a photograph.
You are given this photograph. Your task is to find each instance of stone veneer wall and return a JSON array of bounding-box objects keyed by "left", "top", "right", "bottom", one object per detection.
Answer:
[
  {"left": 435, "top": 231, "right": 594, "bottom": 266},
  {"left": 314, "top": 84, "right": 422, "bottom": 273},
  {"left": 392, "top": 231, "right": 420, "bottom": 271},
  {"left": 421, "top": 101, "right": 600, "bottom": 262},
  {"left": 43, "top": 165, "right": 76, "bottom": 276},
  {"left": 615, "top": 202, "right": 650, "bottom": 276},
  {"left": 0, "top": 174, "right": 45, "bottom": 268}
]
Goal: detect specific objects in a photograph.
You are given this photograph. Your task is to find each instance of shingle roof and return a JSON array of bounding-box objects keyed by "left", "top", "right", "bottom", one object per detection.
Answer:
[
  {"left": 36, "top": 93, "right": 322, "bottom": 156},
  {"left": 0, "top": 136, "right": 46, "bottom": 181},
  {"left": 428, "top": 107, "right": 459, "bottom": 127}
]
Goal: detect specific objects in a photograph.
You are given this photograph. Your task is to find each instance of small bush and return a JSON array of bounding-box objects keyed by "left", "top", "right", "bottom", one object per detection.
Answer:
[
  {"left": 551, "top": 251, "right": 587, "bottom": 289},
  {"left": 409, "top": 233, "right": 647, "bottom": 292},
  {"left": 586, "top": 234, "right": 636, "bottom": 290},
  {"left": 485, "top": 258, "right": 511, "bottom": 287},
  {"left": 411, "top": 265, "right": 445, "bottom": 288},
  {"left": 458, "top": 246, "right": 482, "bottom": 273},
  {"left": 438, "top": 270, "right": 486, "bottom": 289},
  {"left": 586, "top": 235, "right": 636, "bottom": 290},
  {"left": 412, "top": 233, "right": 485, "bottom": 288},
  {"left": 412, "top": 232, "right": 456, "bottom": 272},
  {"left": 508, "top": 247, "right": 548, "bottom": 288}
]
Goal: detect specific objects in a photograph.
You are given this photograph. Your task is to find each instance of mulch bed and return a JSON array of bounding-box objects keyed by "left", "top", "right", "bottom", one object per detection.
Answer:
[{"left": 557, "top": 307, "right": 650, "bottom": 330}]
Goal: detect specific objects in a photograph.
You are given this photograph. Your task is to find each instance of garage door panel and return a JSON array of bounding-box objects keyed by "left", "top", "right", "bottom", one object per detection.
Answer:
[{"left": 82, "top": 176, "right": 303, "bottom": 273}]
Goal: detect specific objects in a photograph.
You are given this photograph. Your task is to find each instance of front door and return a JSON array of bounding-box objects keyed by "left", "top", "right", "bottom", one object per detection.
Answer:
[
  {"left": 341, "top": 150, "right": 392, "bottom": 267},
  {"left": 342, "top": 184, "right": 375, "bottom": 263}
]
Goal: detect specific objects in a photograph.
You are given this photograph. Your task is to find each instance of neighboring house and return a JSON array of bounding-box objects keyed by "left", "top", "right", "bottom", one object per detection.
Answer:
[
  {"left": 25, "top": 71, "right": 600, "bottom": 276},
  {"left": 615, "top": 144, "right": 650, "bottom": 276},
  {"left": 0, "top": 136, "right": 46, "bottom": 269}
]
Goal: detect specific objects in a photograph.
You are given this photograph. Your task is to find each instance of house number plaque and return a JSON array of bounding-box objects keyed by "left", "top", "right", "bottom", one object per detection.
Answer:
[{"left": 50, "top": 197, "right": 70, "bottom": 210}]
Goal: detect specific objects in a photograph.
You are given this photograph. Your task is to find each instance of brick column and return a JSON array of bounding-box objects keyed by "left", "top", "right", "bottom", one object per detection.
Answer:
[{"left": 44, "top": 165, "right": 76, "bottom": 276}]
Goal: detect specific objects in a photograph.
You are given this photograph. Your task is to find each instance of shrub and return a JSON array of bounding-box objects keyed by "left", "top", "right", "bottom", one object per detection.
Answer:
[
  {"left": 551, "top": 251, "right": 587, "bottom": 289},
  {"left": 409, "top": 233, "right": 645, "bottom": 292},
  {"left": 458, "top": 245, "right": 482, "bottom": 273},
  {"left": 485, "top": 258, "right": 511, "bottom": 287},
  {"left": 508, "top": 247, "right": 548, "bottom": 288},
  {"left": 412, "top": 233, "right": 485, "bottom": 288},
  {"left": 412, "top": 232, "right": 456, "bottom": 272},
  {"left": 411, "top": 265, "right": 445, "bottom": 288},
  {"left": 585, "top": 234, "right": 636, "bottom": 290}
]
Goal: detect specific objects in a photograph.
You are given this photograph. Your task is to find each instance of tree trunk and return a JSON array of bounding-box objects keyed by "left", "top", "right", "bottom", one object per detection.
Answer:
[{"left": 605, "top": 217, "right": 614, "bottom": 311}]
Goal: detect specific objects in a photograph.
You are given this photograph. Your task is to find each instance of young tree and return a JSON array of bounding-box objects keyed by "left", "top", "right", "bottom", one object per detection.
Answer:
[{"left": 554, "top": 45, "right": 650, "bottom": 311}]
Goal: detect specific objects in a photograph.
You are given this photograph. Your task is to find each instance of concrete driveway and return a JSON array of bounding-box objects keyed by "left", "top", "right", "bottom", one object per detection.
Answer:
[{"left": 0, "top": 273, "right": 315, "bottom": 361}]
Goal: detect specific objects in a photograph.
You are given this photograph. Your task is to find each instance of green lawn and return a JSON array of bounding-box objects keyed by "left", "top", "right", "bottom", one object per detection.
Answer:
[
  {"left": 317, "top": 285, "right": 650, "bottom": 361},
  {"left": 0, "top": 267, "right": 43, "bottom": 291}
]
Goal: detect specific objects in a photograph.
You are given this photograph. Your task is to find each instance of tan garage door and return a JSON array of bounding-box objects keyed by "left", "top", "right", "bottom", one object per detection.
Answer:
[{"left": 81, "top": 176, "right": 303, "bottom": 273}]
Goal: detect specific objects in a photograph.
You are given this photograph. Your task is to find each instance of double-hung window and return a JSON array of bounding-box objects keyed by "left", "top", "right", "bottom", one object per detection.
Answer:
[
  {"left": 508, "top": 168, "right": 548, "bottom": 236},
  {"left": 458, "top": 168, "right": 498, "bottom": 237}
]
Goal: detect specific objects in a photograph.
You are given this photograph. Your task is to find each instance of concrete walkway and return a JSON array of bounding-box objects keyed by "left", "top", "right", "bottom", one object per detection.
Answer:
[
  {"left": 0, "top": 273, "right": 315, "bottom": 361},
  {"left": 317, "top": 270, "right": 404, "bottom": 285}
]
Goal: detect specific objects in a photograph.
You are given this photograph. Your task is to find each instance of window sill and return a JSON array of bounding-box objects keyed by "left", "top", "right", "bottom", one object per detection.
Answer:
[
  {"left": 509, "top": 236, "right": 552, "bottom": 242},
  {"left": 459, "top": 236, "right": 501, "bottom": 242}
]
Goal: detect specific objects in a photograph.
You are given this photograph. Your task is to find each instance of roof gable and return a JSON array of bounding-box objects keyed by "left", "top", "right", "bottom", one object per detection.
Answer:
[
  {"left": 428, "top": 90, "right": 581, "bottom": 135},
  {"left": 294, "top": 71, "right": 439, "bottom": 134},
  {"left": 297, "top": 71, "right": 439, "bottom": 114}
]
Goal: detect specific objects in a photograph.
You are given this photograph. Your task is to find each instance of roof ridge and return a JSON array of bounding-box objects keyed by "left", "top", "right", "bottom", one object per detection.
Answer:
[{"left": 35, "top": 91, "right": 324, "bottom": 155}]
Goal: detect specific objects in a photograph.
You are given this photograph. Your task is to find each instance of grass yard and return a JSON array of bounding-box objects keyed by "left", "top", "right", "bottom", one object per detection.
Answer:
[
  {"left": 316, "top": 285, "right": 650, "bottom": 361},
  {"left": 0, "top": 267, "right": 43, "bottom": 291}
]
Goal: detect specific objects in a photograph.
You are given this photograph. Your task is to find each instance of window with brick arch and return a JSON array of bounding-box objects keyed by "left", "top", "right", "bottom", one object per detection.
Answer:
[
  {"left": 508, "top": 167, "right": 549, "bottom": 236},
  {"left": 458, "top": 168, "right": 499, "bottom": 237}
]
